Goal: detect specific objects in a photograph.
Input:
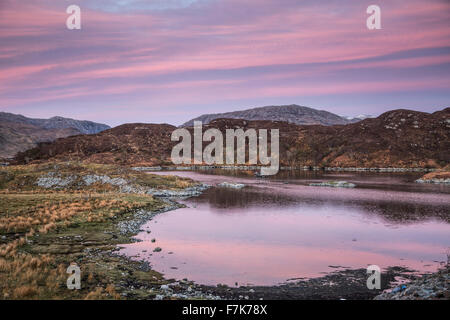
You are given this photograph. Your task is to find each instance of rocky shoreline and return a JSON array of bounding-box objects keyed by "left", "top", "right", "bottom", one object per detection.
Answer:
[
  {"left": 309, "top": 181, "right": 356, "bottom": 188},
  {"left": 415, "top": 178, "right": 450, "bottom": 184},
  {"left": 35, "top": 170, "right": 212, "bottom": 197},
  {"left": 107, "top": 175, "right": 448, "bottom": 300},
  {"left": 374, "top": 265, "right": 449, "bottom": 300},
  {"left": 132, "top": 165, "right": 437, "bottom": 173},
  {"left": 415, "top": 170, "right": 450, "bottom": 185}
]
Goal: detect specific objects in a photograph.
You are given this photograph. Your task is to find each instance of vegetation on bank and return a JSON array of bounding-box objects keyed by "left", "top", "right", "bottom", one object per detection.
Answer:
[
  {"left": 419, "top": 169, "right": 450, "bottom": 181},
  {"left": 0, "top": 162, "right": 195, "bottom": 299},
  {"left": 416, "top": 165, "right": 450, "bottom": 184}
]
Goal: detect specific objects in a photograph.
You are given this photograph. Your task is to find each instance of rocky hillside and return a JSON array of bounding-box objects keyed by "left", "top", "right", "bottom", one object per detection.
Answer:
[
  {"left": 287, "top": 108, "right": 450, "bottom": 168},
  {"left": 0, "top": 112, "right": 110, "bottom": 134},
  {"left": 14, "top": 123, "right": 177, "bottom": 166},
  {"left": 0, "top": 112, "right": 110, "bottom": 158},
  {"left": 182, "top": 104, "right": 350, "bottom": 127},
  {"left": 13, "top": 108, "right": 450, "bottom": 169}
]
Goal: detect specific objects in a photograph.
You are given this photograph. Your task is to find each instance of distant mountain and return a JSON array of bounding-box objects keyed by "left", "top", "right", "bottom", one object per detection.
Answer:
[
  {"left": 343, "top": 114, "right": 374, "bottom": 123},
  {"left": 0, "top": 112, "right": 110, "bottom": 134},
  {"left": 14, "top": 107, "right": 450, "bottom": 169},
  {"left": 181, "top": 104, "right": 350, "bottom": 127},
  {"left": 0, "top": 112, "right": 110, "bottom": 158}
]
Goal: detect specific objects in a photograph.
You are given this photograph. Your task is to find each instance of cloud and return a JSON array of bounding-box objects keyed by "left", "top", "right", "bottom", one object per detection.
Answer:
[{"left": 0, "top": 0, "right": 449, "bottom": 123}]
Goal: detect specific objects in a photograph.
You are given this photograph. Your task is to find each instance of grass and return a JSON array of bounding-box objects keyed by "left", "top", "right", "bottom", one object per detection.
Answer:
[
  {"left": 0, "top": 162, "right": 194, "bottom": 299},
  {"left": 419, "top": 170, "right": 450, "bottom": 181}
]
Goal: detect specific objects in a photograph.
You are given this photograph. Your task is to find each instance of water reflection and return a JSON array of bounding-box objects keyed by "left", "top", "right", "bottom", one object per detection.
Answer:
[
  {"left": 120, "top": 170, "right": 450, "bottom": 286},
  {"left": 199, "top": 187, "right": 449, "bottom": 223}
]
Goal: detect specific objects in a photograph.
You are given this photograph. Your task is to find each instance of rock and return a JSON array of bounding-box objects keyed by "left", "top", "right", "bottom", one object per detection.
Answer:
[
  {"left": 415, "top": 178, "right": 450, "bottom": 185},
  {"left": 148, "top": 184, "right": 210, "bottom": 197},
  {"left": 83, "top": 175, "right": 127, "bottom": 186},
  {"left": 132, "top": 167, "right": 162, "bottom": 171},
  {"left": 175, "top": 166, "right": 192, "bottom": 170},
  {"left": 217, "top": 182, "right": 246, "bottom": 189},
  {"left": 374, "top": 265, "right": 449, "bottom": 300},
  {"left": 309, "top": 181, "right": 356, "bottom": 188},
  {"left": 36, "top": 172, "right": 76, "bottom": 189}
]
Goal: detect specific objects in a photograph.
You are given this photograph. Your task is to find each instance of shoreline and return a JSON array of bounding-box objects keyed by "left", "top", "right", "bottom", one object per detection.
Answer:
[
  {"left": 109, "top": 199, "right": 422, "bottom": 300},
  {"left": 132, "top": 165, "right": 438, "bottom": 173},
  {"left": 113, "top": 174, "right": 448, "bottom": 300}
]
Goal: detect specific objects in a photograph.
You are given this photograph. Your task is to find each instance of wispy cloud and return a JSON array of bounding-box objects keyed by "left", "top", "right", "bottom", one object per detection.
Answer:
[{"left": 0, "top": 0, "right": 449, "bottom": 125}]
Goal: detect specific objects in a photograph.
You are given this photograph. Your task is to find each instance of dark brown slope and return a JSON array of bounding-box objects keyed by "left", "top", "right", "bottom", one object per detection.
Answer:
[
  {"left": 14, "top": 108, "right": 450, "bottom": 168},
  {"left": 290, "top": 108, "right": 449, "bottom": 168},
  {"left": 15, "top": 123, "right": 177, "bottom": 166}
]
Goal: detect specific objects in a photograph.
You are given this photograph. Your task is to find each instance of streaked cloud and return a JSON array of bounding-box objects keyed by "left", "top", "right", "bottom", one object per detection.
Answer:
[{"left": 0, "top": 0, "right": 449, "bottom": 125}]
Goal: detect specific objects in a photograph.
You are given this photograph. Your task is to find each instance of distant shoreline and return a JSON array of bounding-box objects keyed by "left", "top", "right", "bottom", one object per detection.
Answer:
[{"left": 132, "top": 165, "right": 438, "bottom": 173}]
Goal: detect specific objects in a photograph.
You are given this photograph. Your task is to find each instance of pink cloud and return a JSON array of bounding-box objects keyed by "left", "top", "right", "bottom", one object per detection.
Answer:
[{"left": 0, "top": 0, "right": 449, "bottom": 120}]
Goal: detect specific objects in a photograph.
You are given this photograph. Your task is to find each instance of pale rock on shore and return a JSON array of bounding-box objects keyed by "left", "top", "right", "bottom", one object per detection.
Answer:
[{"left": 374, "top": 265, "right": 449, "bottom": 300}]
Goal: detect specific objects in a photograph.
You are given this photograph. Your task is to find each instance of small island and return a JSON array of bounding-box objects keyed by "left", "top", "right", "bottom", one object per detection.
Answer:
[{"left": 309, "top": 181, "right": 356, "bottom": 188}]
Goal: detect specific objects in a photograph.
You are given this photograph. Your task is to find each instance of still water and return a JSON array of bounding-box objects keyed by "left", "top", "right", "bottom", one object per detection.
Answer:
[{"left": 120, "top": 171, "right": 450, "bottom": 286}]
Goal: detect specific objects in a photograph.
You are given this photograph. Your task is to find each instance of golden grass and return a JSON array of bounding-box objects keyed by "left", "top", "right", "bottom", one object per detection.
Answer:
[
  {"left": 84, "top": 284, "right": 120, "bottom": 300},
  {"left": 0, "top": 193, "right": 156, "bottom": 299},
  {"left": 0, "top": 162, "right": 183, "bottom": 300},
  {"left": 0, "top": 163, "right": 193, "bottom": 299},
  {"left": 420, "top": 170, "right": 450, "bottom": 180}
]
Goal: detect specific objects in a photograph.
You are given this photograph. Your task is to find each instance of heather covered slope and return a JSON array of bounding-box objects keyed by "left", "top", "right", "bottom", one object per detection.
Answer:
[
  {"left": 15, "top": 123, "right": 177, "bottom": 166},
  {"left": 14, "top": 108, "right": 450, "bottom": 169},
  {"left": 290, "top": 108, "right": 450, "bottom": 168}
]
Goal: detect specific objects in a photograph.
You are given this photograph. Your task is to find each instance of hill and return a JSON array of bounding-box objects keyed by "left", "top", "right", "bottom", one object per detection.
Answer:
[
  {"left": 0, "top": 112, "right": 110, "bottom": 158},
  {"left": 181, "top": 104, "right": 350, "bottom": 127},
  {"left": 13, "top": 108, "right": 450, "bottom": 169}
]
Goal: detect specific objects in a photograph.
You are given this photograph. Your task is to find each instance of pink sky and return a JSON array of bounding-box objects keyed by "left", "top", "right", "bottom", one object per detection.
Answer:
[{"left": 0, "top": 0, "right": 449, "bottom": 126}]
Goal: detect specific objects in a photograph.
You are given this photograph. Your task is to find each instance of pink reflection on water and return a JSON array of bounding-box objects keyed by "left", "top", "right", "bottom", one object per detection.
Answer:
[
  {"left": 119, "top": 171, "right": 450, "bottom": 286},
  {"left": 152, "top": 171, "right": 450, "bottom": 205}
]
